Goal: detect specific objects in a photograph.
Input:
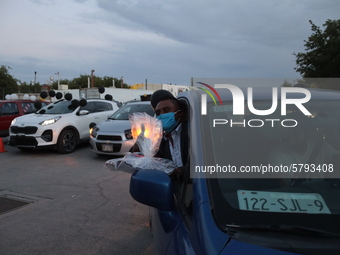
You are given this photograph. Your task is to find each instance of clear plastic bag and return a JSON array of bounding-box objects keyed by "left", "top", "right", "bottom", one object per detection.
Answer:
[
  {"left": 130, "top": 112, "right": 163, "bottom": 157},
  {"left": 105, "top": 112, "right": 176, "bottom": 173}
]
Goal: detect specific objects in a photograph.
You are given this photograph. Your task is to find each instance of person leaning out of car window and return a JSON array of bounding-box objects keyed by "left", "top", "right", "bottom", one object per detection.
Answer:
[{"left": 131, "top": 89, "right": 189, "bottom": 180}]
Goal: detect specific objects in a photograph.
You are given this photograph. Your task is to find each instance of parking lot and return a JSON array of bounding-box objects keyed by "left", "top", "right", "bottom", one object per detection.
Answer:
[{"left": 0, "top": 137, "right": 153, "bottom": 255}]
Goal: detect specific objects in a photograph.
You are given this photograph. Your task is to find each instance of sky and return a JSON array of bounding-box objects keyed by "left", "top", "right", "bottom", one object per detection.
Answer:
[{"left": 0, "top": 0, "right": 339, "bottom": 87}]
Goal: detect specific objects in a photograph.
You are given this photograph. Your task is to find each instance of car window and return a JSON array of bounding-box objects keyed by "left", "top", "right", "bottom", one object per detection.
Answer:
[
  {"left": 41, "top": 102, "right": 49, "bottom": 108},
  {"left": 202, "top": 100, "right": 340, "bottom": 235},
  {"left": 80, "top": 101, "right": 95, "bottom": 113},
  {"left": 173, "top": 98, "right": 192, "bottom": 228},
  {"left": 0, "top": 102, "right": 19, "bottom": 115},
  {"left": 109, "top": 103, "right": 153, "bottom": 120},
  {"left": 21, "top": 102, "right": 40, "bottom": 114},
  {"left": 94, "top": 101, "right": 113, "bottom": 112},
  {"left": 37, "top": 100, "right": 77, "bottom": 114}
]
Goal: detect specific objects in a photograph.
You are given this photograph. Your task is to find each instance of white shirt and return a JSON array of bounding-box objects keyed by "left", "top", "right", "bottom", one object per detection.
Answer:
[{"left": 164, "top": 123, "right": 183, "bottom": 168}]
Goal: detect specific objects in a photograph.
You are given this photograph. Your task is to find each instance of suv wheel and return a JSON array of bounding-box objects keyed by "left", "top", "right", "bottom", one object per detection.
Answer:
[{"left": 57, "top": 129, "right": 77, "bottom": 153}]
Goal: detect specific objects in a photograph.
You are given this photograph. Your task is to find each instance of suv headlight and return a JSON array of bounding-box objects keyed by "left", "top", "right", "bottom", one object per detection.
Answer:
[
  {"left": 39, "top": 116, "right": 61, "bottom": 125},
  {"left": 11, "top": 118, "right": 17, "bottom": 125}
]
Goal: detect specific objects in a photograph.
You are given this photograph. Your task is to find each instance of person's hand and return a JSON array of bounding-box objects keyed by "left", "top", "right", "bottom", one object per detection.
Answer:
[{"left": 169, "top": 167, "right": 184, "bottom": 180}]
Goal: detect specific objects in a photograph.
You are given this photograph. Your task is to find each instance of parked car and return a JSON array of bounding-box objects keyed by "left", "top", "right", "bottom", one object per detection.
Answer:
[
  {"left": 129, "top": 87, "right": 340, "bottom": 254},
  {"left": 9, "top": 99, "right": 119, "bottom": 153},
  {"left": 0, "top": 100, "right": 50, "bottom": 137},
  {"left": 89, "top": 100, "right": 154, "bottom": 156}
]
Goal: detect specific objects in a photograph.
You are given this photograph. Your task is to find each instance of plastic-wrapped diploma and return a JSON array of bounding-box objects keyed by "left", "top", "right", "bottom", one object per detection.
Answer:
[{"left": 105, "top": 112, "right": 176, "bottom": 173}]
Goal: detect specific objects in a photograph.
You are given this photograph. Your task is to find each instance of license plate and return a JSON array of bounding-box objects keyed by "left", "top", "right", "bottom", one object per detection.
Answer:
[
  {"left": 102, "top": 144, "right": 113, "bottom": 152},
  {"left": 237, "top": 190, "right": 330, "bottom": 214}
]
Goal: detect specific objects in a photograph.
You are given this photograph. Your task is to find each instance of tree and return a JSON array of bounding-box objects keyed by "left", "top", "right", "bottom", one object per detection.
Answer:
[
  {"left": 0, "top": 65, "right": 19, "bottom": 99},
  {"left": 294, "top": 19, "right": 340, "bottom": 78},
  {"left": 56, "top": 75, "right": 130, "bottom": 89}
]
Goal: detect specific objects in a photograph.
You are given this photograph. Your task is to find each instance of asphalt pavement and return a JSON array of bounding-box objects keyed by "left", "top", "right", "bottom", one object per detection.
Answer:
[{"left": 0, "top": 137, "right": 153, "bottom": 255}]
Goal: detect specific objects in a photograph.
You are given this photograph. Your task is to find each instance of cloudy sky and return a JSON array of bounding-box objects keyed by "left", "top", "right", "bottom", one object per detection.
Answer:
[{"left": 1, "top": 0, "right": 339, "bottom": 86}]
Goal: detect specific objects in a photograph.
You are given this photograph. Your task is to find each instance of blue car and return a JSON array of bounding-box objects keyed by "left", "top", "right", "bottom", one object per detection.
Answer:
[{"left": 130, "top": 86, "right": 340, "bottom": 254}]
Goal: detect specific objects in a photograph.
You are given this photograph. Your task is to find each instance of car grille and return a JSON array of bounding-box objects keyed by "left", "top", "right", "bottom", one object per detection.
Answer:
[
  {"left": 96, "top": 143, "right": 122, "bottom": 153},
  {"left": 97, "top": 135, "right": 122, "bottom": 141},
  {"left": 9, "top": 136, "right": 38, "bottom": 147},
  {"left": 11, "top": 126, "right": 38, "bottom": 134}
]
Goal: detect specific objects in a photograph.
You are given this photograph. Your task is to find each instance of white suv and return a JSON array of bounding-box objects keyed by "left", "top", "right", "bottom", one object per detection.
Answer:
[{"left": 9, "top": 99, "right": 119, "bottom": 153}]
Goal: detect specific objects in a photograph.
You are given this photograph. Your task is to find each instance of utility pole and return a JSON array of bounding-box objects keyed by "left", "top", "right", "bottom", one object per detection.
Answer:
[
  {"left": 34, "top": 71, "right": 37, "bottom": 85},
  {"left": 121, "top": 76, "right": 124, "bottom": 88},
  {"left": 55, "top": 72, "right": 60, "bottom": 90},
  {"left": 91, "top": 70, "right": 95, "bottom": 88}
]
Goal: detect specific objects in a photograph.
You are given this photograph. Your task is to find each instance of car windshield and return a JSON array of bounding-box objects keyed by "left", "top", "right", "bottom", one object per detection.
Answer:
[
  {"left": 109, "top": 103, "right": 154, "bottom": 120},
  {"left": 202, "top": 100, "right": 340, "bottom": 235},
  {"left": 37, "top": 100, "right": 78, "bottom": 114}
]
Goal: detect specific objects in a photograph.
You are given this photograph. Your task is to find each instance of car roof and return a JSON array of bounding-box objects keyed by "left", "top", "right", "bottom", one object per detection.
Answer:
[
  {"left": 51, "top": 98, "right": 116, "bottom": 103},
  {"left": 86, "top": 99, "right": 117, "bottom": 103},
  {"left": 0, "top": 100, "right": 46, "bottom": 102},
  {"left": 124, "top": 100, "right": 151, "bottom": 105}
]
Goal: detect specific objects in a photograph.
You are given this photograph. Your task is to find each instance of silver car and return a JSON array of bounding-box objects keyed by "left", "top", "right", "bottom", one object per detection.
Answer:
[{"left": 89, "top": 100, "right": 154, "bottom": 156}]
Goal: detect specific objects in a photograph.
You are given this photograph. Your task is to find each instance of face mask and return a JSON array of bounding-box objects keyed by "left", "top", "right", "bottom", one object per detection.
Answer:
[{"left": 157, "top": 110, "right": 180, "bottom": 133}]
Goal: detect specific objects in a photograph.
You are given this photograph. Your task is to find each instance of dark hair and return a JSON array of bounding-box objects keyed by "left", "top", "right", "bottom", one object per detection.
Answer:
[
  {"left": 170, "top": 98, "right": 180, "bottom": 108},
  {"left": 177, "top": 99, "right": 187, "bottom": 111}
]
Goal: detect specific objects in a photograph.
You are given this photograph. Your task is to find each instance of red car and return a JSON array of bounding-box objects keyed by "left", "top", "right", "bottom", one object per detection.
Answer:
[{"left": 0, "top": 100, "right": 50, "bottom": 137}]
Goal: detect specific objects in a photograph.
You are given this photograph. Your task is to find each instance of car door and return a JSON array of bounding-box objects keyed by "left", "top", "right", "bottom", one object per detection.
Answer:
[
  {"left": 0, "top": 102, "right": 20, "bottom": 135},
  {"left": 77, "top": 101, "right": 98, "bottom": 139},
  {"left": 169, "top": 176, "right": 196, "bottom": 255},
  {"left": 92, "top": 101, "right": 115, "bottom": 124},
  {"left": 150, "top": 166, "right": 196, "bottom": 255},
  {"left": 77, "top": 101, "right": 113, "bottom": 139}
]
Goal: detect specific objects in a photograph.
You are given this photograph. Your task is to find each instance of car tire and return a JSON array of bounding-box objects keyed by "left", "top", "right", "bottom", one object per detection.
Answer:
[{"left": 57, "top": 129, "right": 77, "bottom": 154}]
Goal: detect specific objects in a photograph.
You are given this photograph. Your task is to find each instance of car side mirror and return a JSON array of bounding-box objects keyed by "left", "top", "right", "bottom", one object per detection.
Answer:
[
  {"left": 129, "top": 169, "right": 174, "bottom": 212},
  {"left": 79, "top": 110, "right": 89, "bottom": 115}
]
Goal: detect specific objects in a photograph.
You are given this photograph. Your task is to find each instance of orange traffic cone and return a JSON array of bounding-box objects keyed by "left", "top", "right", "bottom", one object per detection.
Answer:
[{"left": 0, "top": 137, "right": 7, "bottom": 153}]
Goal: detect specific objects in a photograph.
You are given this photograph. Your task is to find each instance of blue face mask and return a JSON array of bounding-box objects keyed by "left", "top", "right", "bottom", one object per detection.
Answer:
[{"left": 157, "top": 110, "right": 180, "bottom": 133}]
